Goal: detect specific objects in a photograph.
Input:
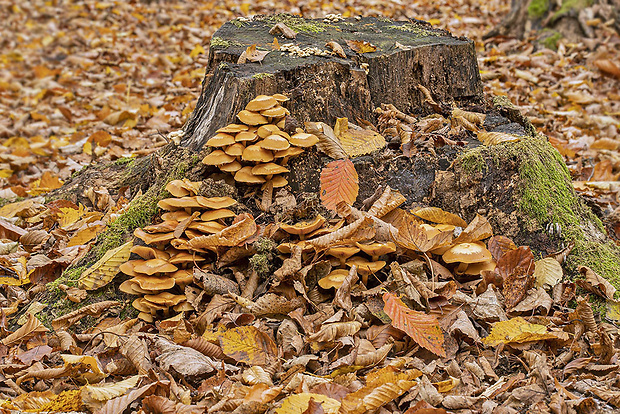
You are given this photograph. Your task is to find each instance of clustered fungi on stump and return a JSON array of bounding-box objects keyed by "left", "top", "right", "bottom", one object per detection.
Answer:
[
  {"left": 118, "top": 178, "right": 242, "bottom": 321},
  {"left": 202, "top": 94, "right": 318, "bottom": 189}
]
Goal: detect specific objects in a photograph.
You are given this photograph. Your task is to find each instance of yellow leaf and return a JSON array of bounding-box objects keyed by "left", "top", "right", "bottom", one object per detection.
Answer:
[
  {"left": 483, "top": 317, "right": 559, "bottom": 346},
  {"left": 346, "top": 40, "right": 377, "bottom": 53},
  {"left": 190, "top": 44, "right": 205, "bottom": 58},
  {"left": 276, "top": 393, "right": 340, "bottom": 414},
  {"left": 218, "top": 325, "right": 278, "bottom": 366},
  {"left": 434, "top": 377, "right": 460, "bottom": 393},
  {"left": 534, "top": 257, "right": 563, "bottom": 289},
  {"left": 0, "top": 198, "right": 36, "bottom": 219},
  {"left": 606, "top": 300, "right": 620, "bottom": 322},
  {"left": 67, "top": 224, "right": 105, "bottom": 247},
  {"left": 83, "top": 140, "right": 93, "bottom": 155},
  {"left": 477, "top": 131, "right": 521, "bottom": 146},
  {"left": 81, "top": 375, "right": 141, "bottom": 411},
  {"left": 334, "top": 118, "right": 386, "bottom": 157},
  {"left": 411, "top": 206, "right": 467, "bottom": 227},
  {"left": 78, "top": 240, "right": 132, "bottom": 290},
  {"left": 58, "top": 205, "right": 86, "bottom": 228}
]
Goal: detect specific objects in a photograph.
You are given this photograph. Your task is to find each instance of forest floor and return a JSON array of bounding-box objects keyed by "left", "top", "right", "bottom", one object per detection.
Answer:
[{"left": 0, "top": 0, "right": 620, "bottom": 413}]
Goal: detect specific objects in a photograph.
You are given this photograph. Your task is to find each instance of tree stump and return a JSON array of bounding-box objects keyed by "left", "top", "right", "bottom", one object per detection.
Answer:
[{"left": 182, "top": 14, "right": 482, "bottom": 150}]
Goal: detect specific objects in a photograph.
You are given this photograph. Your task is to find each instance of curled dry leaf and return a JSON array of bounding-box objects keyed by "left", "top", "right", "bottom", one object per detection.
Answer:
[
  {"left": 411, "top": 206, "right": 467, "bottom": 228},
  {"left": 345, "top": 40, "right": 377, "bottom": 53},
  {"left": 325, "top": 41, "right": 346, "bottom": 58},
  {"left": 382, "top": 292, "right": 446, "bottom": 357},
  {"left": 154, "top": 337, "right": 216, "bottom": 377},
  {"left": 269, "top": 22, "right": 296, "bottom": 39},
  {"left": 120, "top": 334, "right": 153, "bottom": 375},
  {"left": 533, "top": 257, "right": 563, "bottom": 289},
  {"left": 577, "top": 266, "right": 616, "bottom": 300},
  {"left": 487, "top": 235, "right": 517, "bottom": 261},
  {"left": 497, "top": 246, "right": 535, "bottom": 309},
  {"left": 304, "top": 121, "right": 348, "bottom": 160},
  {"left": 81, "top": 375, "right": 141, "bottom": 412},
  {"left": 482, "top": 317, "right": 562, "bottom": 346},
  {"left": 453, "top": 214, "right": 493, "bottom": 244},
  {"left": 477, "top": 131, "right": 521, "bottom": 146},
  {"left": 52, "top": 300, "right": 121, "bottom": 331},
  {"left": 308, "top": 321, "right": 362, "bottom": 342},
  {"left": 2, "top": 313, "right": 48, "bottom": 346}
]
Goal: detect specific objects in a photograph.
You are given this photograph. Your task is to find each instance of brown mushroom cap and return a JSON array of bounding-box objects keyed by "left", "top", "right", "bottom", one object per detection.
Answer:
[
  {"left": 220, "top": 160, "right": 243, "bottom": 173},
  {"left": 165, "top": 179, "right": 201, "bottom": 197},
  {"left": 144, "top": 292, "right": 186, "bottom": 307},
  {"left": 261, "top": 175, "right": 288, "bottom": 190},
  {"left": 280, "top": 215, "right": 326, "bottom": 236},
  {"left": 235, "top": 131, "right": 259, "bottom": 143},
  {"left": 224, "top": 142, "right": 245, "bottom": 157},
  {"left": 261, "top": 105, "right": 288, "bottom": 118},
  {"left": 234, "top": 166, "right": 266, "bottom": 184},
  {"left": 272, "top": 93, "right": 290, "bottom": 102},
  {"left": 132, "top": 297, "right": 153, "bottom": 313},
  {"left": 173, "top": 301, "right": 194, "bottom": 312},
  {"left": 206, "top": 133, "right": 235, "bottom": 147},
  {"left": 442, "top": 242, "right": 492, "bottom": 264},
  {"left": 217, "top": 123, "right": 248, "bottom": 134},
  {"left": 143, "top": 221, "right": 178, "bottom": 233},
  {"left": 119, "top": 279, "right": 159, "bottom": 295},
  {"left": 138, "top": 312, "right": 154, "bottom": 322},
  {"left": 327, "top": 246, "right": 360, "bottom": 262},
  {"left": 464, "top": 259, "right": 497, "bottom": 275},
  {"left": 237, "top": 110, "right": 268, "bottom": 126},
  {"left": 134, "top": 228, "right": 174, "bottom": 245},
  {"left": 133, "top": 258, "right": 178, "bottom": 275},
  {"left": 346, "top": 257, "right": 387, "bottom": 275},
  {"left": 289, "top": 133, "right": 319, "bottom": 147},
  {"left": 161, "top": 211, "right": 191, "bottom": 222},
  {"left": 203, "top": 150, "right": 236, "bottom": 166},
  {"left": 242, "top": 145, "right": 274, "bottom": 162},
  {"left": 158, "top": 197, "right": 203, "bottom": 210},
  {"left": 355, "top": 242, "right": 397, "bottom": 259},
  {"left": 130, "top": 246, "right": 170, "bottom": 260},
  {"left": 257, "top": 124, "right": 281, "bottom": 138},
  {"left": 245, "top": 95, "right": 278, "bottom": 112},
  {"left": 259, "top": 135, "right": 290, "bottom": 151},
  {"left": 200, "top": 209, "right": 236, "bottom": 221},
  {"left": 169, "top": 252, "right": 205, "bottom": 265},
  {"left": 188, "top": 221, "right": 227, "bottom": 234},
  {"left": 318, "top": 269, "right": 350, "bottom": 289},
  {"left": 131, "top": 275, "right": 176, "bottom": 291},
  {"left": 171, "top": 269, "right": 194, "bottom": 287},
  {"left": 277, "top": 241, "right": 314, "bottom": 254},
  {"left": 252, "top": 163, "right": 290, "bottom": 176},
  {"left": 274, "top": 147, "right": 304, "bottom": 158},
  {"left": 196, "top": 196, "right": 237, "bottom": 209}
]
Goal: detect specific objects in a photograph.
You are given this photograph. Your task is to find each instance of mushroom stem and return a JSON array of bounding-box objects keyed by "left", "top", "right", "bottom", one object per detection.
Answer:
[
  {"left": 372, "top": 255, "right": 379, "bottom": 262},
  {"left": 361, "top": 273, "right": 368, "bottom": 286},
  {"left": 456, "top": 262, "right": 468, "bottom": 274}
]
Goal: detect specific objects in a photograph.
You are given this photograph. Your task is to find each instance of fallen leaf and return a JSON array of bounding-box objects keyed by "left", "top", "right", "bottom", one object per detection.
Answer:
[
  {"left": 346, "top": 40, "right": 377, "bottom": 53},
  {"left": 320, "top": 159, "right": 359, "bottom": 211}
]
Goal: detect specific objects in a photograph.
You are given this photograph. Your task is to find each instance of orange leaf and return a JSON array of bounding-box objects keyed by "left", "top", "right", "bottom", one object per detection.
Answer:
[
  {"left": 320, "top": 159, "right": 358, "bottom": 211},
  {"left": 382, "top": 292, "right": 445, "bottom": 357},
  {"left": 345, "top": 40, "right": 377, "bottom": 54}
]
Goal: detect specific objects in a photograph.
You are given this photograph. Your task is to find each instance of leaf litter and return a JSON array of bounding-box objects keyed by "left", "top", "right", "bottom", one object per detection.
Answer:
[{"left": 0, "top": 0, "right": 619, "bottom": 412}]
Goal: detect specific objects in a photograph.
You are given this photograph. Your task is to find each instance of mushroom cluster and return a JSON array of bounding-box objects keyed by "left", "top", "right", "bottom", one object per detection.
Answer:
[
  {"left": 202, "top": 94, "right": 319, "bottom": 189},
  {"left": 119, "top": 179, "right": 237, "bottom": 321}
]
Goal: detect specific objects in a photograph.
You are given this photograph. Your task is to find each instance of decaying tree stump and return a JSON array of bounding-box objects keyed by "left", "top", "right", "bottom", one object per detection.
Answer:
[
  {"left": 182, "top": 15, "right": 482, "bottom": 150},
  {"left": 177, "top": 14, "right": 620, "bottom": 281}
]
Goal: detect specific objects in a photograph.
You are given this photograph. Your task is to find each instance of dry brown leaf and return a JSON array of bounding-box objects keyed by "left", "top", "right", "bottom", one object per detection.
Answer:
[
  {"left": 78, "top": 241, "right": 132, "bottom": 290},
  {"left": 52, "top": 300, "right": 121, "bottom": 331},
  {"left": 497, "top": 246, "right": 535, "bottom": 309},
  {"left": 218, "top": 325, "right": 278, "bottom": 366},
  {"left": 2, "top": 313, "right": 48, "bottom": 346},
  {"left": 308, "top": 321, "right": 362, "bottom": 342},
  {"left": 334, "top": 118, "right": 386, "bottom": 157},
  {"left": 477, "top": 131, "right": 521, "bottom": 146},
  {"left": 304, "top": 121, "right": 348, "bottom": 159},
  {"left": 576, "top": 266, "right": 616, "bottom": 300},
  {"left": 411, "top": 206, "right": 467, "bottom": 227},
  {"left": 325, "top": 41, "right": 346, "bottom": 58},
  {"left": 534, "top": 257, "right": 563, "bottom": 289},
  {"left": 345, "top": 40, "right": 377, "bottom": 53}
]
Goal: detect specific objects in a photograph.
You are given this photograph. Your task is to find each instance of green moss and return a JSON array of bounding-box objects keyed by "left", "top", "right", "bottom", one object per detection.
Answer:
[
  {"left": 249, "top": 237, "right": 277, "bottom": 276},
  {"left": 47, "top": 265, "right": 87, "bottom": 295},
  {"left": 528, "top": 0, "right": 549, "bottom": 19},
  {"left": 0, "top": 196, "right": 24, "bottom": 208},
  {"left": 254, "top": 237, "right": 276, "bottom": 255},
  {"left": 249, "top": 254, "right": 270, "bottom": 276},
  {"left": 252, "top": 72, "right": 274, "bottom": 80},
  {"left": 259, "top": 14, "right": 331, "bottom": 33},
  {"left": 218, "top": 62, "right": 229, "bottom": 70},
  {"left": 231, "top": 19, "right": 247, "bottom": 28},
  {"left": 555, "top": 0, "right": 592, "bottom": 17},
  {"left": 456, "top": 135, "right": 620, "bottom": 284},
  {"left": 541, "top": 30, "right": 562, "bottom": 50},
  {"left": 386, "top": 23, "right": 437, "bottom": 37},
  {"left": 113, "top": 157, "right": 134, "bottom": 166},
  {"left": 211, "top": 36, "right": 242, "bottom": 49}
]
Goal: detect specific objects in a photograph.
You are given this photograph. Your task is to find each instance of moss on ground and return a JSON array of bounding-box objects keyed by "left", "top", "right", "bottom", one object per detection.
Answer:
[
  {"left": 455, "top": 135, "right": 620, "bottom": 285},
  {"left": 249, "top": 237, "right": 277, "bottom": 277},
  {"left": 541, "top": 30, "right": 562, "bottom": 50},
  {"left": 528, "top": 0, "right": 549, "bottom": 19},
  {"left": 386, "top": 23, "right": 437, "bottom": 37},
  {"left": 252, "top": 73, "right": 274, "bottom": 80},
  {"left": 554, "top": 0, "right": 593, "bottom": 19}
]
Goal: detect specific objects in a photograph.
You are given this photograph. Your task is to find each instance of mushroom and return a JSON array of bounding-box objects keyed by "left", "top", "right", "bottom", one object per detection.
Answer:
[
  {"left": 442, "top": 242, "right": 492, "bottom": 273},
  {"left": 130, "top": 246, "right": 170, "bottom": 260},
  {"left": 171, "top": 269, "right": 194, "bottom": 288},
  {"left": 173, "top": 302, "right": 194, "bottom": 312},
  {"left": 224, "top": 143, "right": 245, "bottom": 157},
  {"left": 217, "top": 123, "right": 248, "bottom": 134},
  {"left": 236, "top": 131, "right": 259, "bottom": 143},
  {"left": 158, "top": 197, "right": 203, "bottom": 210},
  {"left": 143, "top": 292, "right": 186, "bottom": 308},
  {"left": 206, "top": 133, "right": 235, "bottom": 147},
  {"left": 245, "top": 95, "right": 277, "bottom": 112},
  {"left": 355, "top": 242, "right": 396, "bottom": 261},
  {"left": 261, "top": 105, "right": 288, "bottom": 118},
  {"left": 161, "top": 211, "right": 191, "bottom": 221},
  {"left": 261, "top": 175, "right": 288, "bottom": 190},
  {"left": 277, "top": 241, "right": 314, "bottom": 254},
  {"left": 252, "top": 163, "right": 289, "bottom": 179},
  {"left": 274, "top": 147, "right": 304, "bottom": 165},
  {"left": 220, "top": 160, "right": 243, "bottom": 172},
  {"left": 318, "top": 269, "right": 350, "bottom": 289},
  {"left": 202, "top": 150, "right": 236, "bottom": 166},
  {"left": 134, "top": 228, "right": 175, "bottom": 245},
  {"left": 346, "top": 257, "right": 386, "bottom": 285},
  {"left": 289, "top": 133, "right": 319, "bottom": 147},
  {"left": 259, "top": 135, "right": 290, "bottom": 151},
  {"left": 235, "top": 166, "right": 266, "bottom": 184},
  {"left": 188, "top": 221, "right": 227, "bottom": 234},
  {"left": 327, "top": 246, "right": 360, "bottom": 267},
  {"left": 165, "top": 179, "right": 200, "bottom": 197},
  {"left": 197, "top": 196, "right": 237, "bottom": 210},
  {"left": 272, "top": 93, "right": 290, "bottom": 102},
  {"left": 257, "top": 124, "right": 281, "bottom": 138},
  {"left": 200, "top": 209, "right": 236, "bottom": 221},
  {"left": 280, "top": 215, "right": 326, "bottom": 240},
  {"left": 169, "top": 252, "right": 205, "bottom": 265},
  {"left": 464, "top": 259, "right": 496, "bottom": 275},
  {"left": 237, "top": 110, "right": 268, "bottom": 126},
  {"left": 242, "top": 145, "right": 274, "bottom": 163},
  {"left": 133, "top": 258, "right": 178, "bottom": 276},
  {"left": 131, "top": 275, "right": 176, "bottom": 291}
]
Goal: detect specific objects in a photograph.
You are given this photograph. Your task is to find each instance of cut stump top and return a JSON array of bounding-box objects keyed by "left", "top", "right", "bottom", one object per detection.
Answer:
[{"left": 183, "top": 14, "right": 482, "bottom": 149}]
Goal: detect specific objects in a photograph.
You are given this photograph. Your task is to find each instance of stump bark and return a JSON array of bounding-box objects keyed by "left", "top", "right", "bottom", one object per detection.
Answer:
[{"left": 182, "top": 15, "right": 482, "bottom": 150}]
